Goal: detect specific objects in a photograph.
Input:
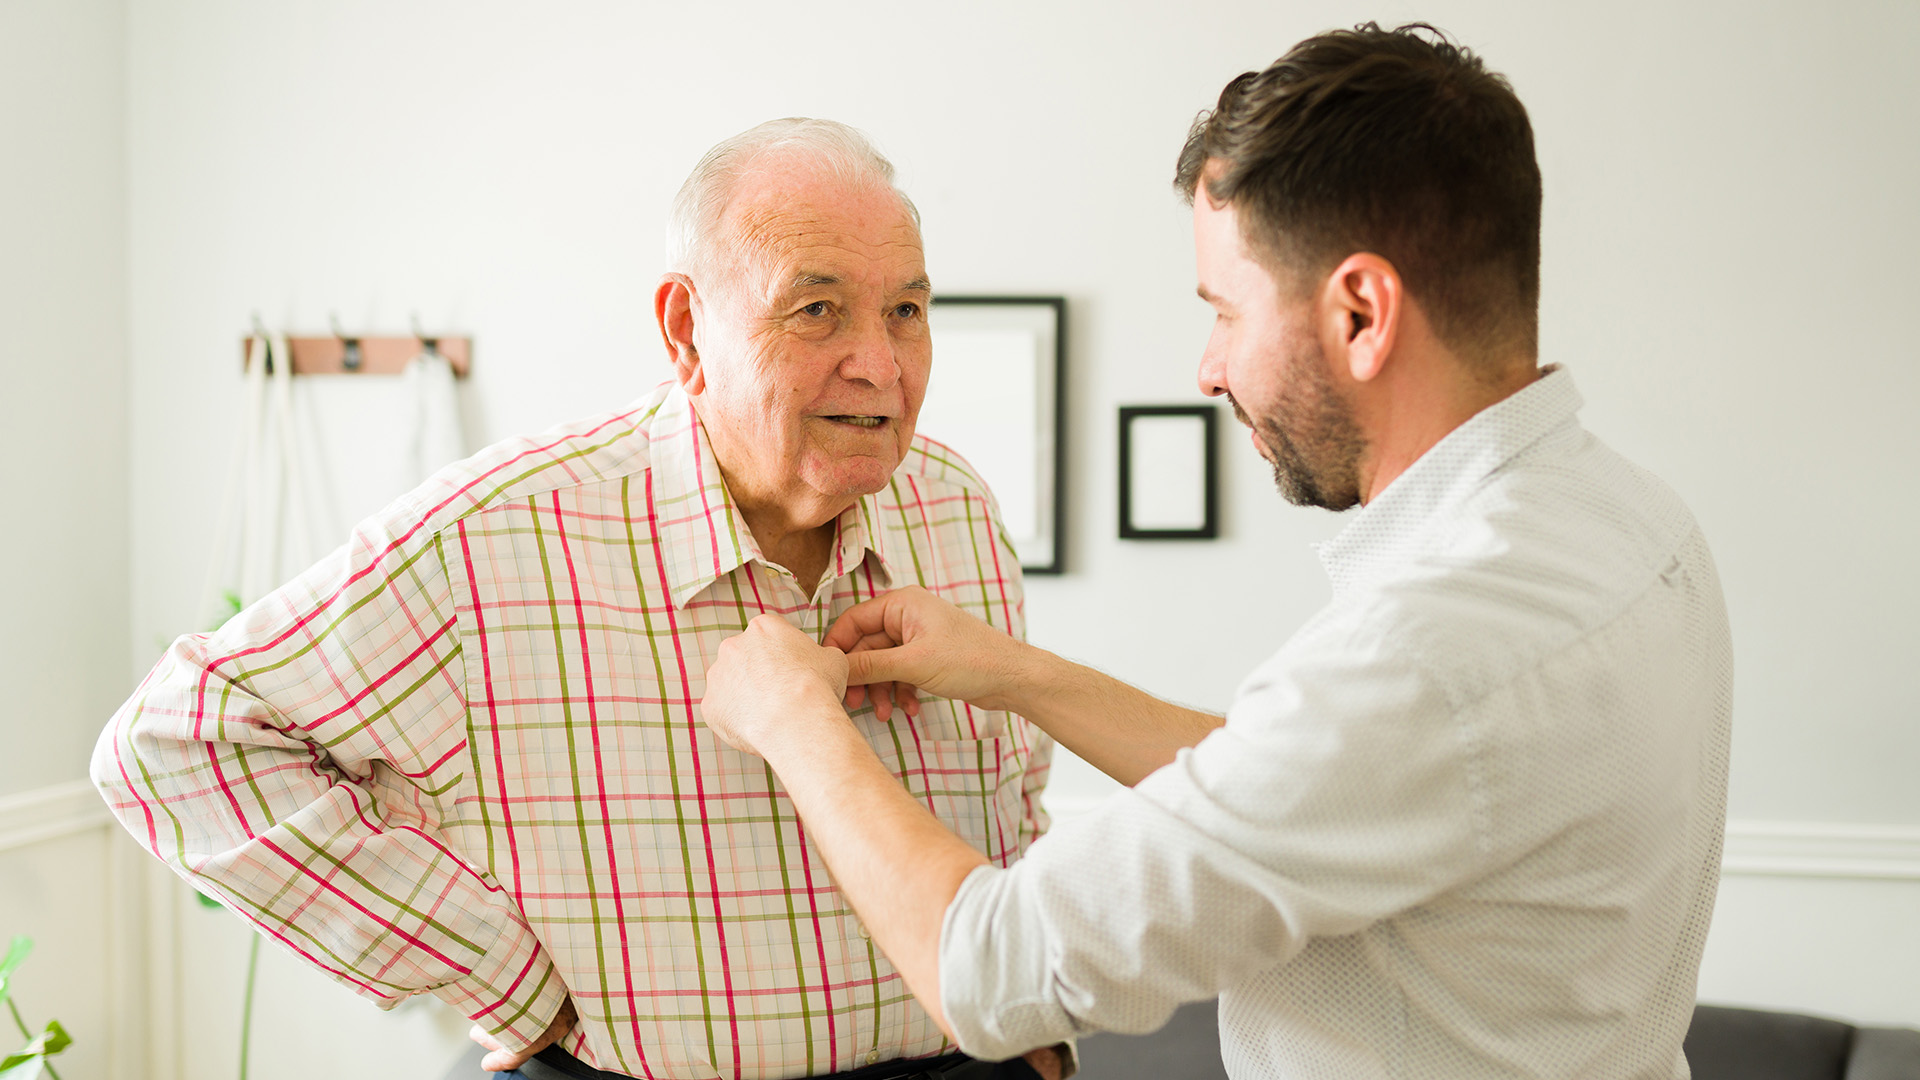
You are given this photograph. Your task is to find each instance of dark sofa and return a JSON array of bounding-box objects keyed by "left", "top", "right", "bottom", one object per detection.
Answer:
[
  {"left": 1069, "top": 1000, "right": 1920, "bottom": 1079},
  {"left": 446, "top": 1000, "right": 1920, "bottom": 1078},
  {"left": 1684, "top": 1004, "right": 1920, "bottom": 1080}
]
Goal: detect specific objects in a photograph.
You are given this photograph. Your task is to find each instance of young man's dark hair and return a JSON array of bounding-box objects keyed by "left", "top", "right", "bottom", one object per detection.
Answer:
[{"left": 1176, "top": 22, "right": 1542, "bottom": 365}]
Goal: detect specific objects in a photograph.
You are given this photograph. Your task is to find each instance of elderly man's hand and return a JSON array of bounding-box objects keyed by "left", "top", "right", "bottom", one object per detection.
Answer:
[
  {"left": 702, "top": 614, "right": 851, "bottom": 758},
  {"left": 469, "top": 996, "right": 576, "bottom": 1072},
  {"left": 1022, "top": 1044, "right": 1068, "bottom": 1080}
]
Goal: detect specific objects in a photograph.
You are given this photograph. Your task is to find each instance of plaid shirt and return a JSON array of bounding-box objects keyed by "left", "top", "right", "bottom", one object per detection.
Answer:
[{"left": 93, "top": 382, "right": 1051, "bottom": 1080}]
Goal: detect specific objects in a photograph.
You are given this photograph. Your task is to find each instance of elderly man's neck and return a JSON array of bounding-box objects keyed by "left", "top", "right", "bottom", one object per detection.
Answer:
[{"left": 728, "top": 482, "right": 848, "bottom": 597}]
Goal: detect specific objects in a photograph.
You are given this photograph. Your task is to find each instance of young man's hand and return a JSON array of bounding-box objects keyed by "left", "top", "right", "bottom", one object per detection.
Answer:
[{"left": 824, "top": 586, "right": 1032, "bottom": 720}]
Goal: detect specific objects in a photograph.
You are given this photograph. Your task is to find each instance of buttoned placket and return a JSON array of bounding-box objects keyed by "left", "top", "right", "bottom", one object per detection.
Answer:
[{"left": 745, "top": 536, "right": 897, "bottom": 1072}]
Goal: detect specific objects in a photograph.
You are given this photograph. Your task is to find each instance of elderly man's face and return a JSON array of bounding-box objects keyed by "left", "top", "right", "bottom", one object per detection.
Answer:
[{"left": 688, "top": 164, "right": 932, "bottom": 522}]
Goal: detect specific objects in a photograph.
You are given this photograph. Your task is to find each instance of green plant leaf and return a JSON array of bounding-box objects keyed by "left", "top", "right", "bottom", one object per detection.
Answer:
[
  {"left": 194, "top": 890, "right": 223, "bottom": 911},
  {"left": 37, "top": 1021, "right": 67, "bottom": 1058},
  {"left": 0, "top": 938, "right": 30, "bottom": 1007},
  {"left": 0, "top": 1019, "right": 71, "bottom": 1078}
]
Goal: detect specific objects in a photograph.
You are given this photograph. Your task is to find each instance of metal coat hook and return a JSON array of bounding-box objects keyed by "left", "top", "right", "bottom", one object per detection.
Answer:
[
  {"left": 250, "top": 312, "right": 273, "bottom": 374},
  {"left": 330, "top": 312, "right": 363, "bottom": 372},
  {"left": 238, "top": 325, "right": 471, "bottom": 377},
  {"left": 411, "top": 312, "right": 440, "bottom": 358}
]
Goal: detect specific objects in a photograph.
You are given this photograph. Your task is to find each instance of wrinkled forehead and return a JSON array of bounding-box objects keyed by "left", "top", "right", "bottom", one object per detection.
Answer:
[{"left": 718, "top": 167, "right": 925, "bottom": 296}]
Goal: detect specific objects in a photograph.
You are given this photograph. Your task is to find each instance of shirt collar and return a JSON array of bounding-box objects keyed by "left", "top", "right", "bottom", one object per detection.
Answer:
[
  {"left": 1315, "top": 364, "right": 1583, "bottom": 595},
  {"left": 647, "top": 384, "right": 903, "bottom": 608}
]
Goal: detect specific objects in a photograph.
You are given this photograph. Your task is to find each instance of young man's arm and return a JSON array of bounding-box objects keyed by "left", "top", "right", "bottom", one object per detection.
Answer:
[{"left": 826, "top": 586, "right": 1223, "bottom": 786}]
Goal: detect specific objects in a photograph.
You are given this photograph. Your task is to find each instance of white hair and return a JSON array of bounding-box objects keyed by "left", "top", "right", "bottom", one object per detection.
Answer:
[{"left": 665, "top": 117, "right": 922, "bottom": 278}]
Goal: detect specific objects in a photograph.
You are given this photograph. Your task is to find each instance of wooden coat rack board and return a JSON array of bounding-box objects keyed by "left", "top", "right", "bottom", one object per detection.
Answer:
[{"left": 241, "top": 335, "right": 472, "bottom": 377}]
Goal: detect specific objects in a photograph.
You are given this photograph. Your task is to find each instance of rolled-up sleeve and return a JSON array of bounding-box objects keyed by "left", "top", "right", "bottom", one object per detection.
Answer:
[
  {"left": 938, "top": 623, "right": 1493, "bottom": 1060},
  {"left": 91, "top": 506, "right": 568, "bottom": 1053}
]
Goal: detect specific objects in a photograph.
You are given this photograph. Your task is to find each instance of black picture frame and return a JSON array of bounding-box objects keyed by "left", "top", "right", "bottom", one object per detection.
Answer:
[
  {"left": 1118, "top": 404, "right": 1219, "bottom": 540},
  {"left": 924, "top": 295, "right": 1068, "bottom": 575}
]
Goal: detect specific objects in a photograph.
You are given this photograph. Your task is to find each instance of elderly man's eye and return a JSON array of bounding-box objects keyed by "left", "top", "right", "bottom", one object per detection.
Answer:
[
  {"left": 802, "top": 301, "right": 830, "bottom": 318},
  {"left": 893, "top": 302, "right": 922, "bottom": 319}
]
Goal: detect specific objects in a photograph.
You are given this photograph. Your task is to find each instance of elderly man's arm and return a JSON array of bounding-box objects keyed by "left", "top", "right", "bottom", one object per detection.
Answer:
[
  {"left": 703, "top": 616, "right": 1063, "bottom": 1080},
  {"left": 91, "top": 511, "right": 571, "bottom": 1067},
  {"left": 702, "top": 615, "right": 983, "bottom": 1032},
  {"left": 827, "top": 587, "right": 1223, "bottom": 786}
]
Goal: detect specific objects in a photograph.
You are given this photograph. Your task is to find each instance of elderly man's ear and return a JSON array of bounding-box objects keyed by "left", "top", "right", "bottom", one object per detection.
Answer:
[{"left": 654, "top": 274, "right": 706, "bottom": 395}]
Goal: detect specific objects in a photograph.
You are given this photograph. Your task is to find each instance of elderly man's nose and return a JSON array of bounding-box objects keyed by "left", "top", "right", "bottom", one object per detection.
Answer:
[{"left": 839, "top": 319, "right": 902, "bottom": 388}]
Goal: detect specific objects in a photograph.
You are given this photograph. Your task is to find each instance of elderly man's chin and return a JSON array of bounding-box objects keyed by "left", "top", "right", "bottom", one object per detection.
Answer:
[
  {"left": 803, "top": 458, "right": 901, "bottom": 501},
  {"left": 800, "top": 421, "right": 913, "bottom": 498}
]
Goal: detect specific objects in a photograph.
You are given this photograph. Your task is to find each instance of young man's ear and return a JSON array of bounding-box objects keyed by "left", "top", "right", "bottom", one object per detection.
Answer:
[
  {"left": 655, "top": 273, "right": 705, "bottom": 394},
  {"left": 1320, "top": 253, "right": 1403, "bottom": 384}
]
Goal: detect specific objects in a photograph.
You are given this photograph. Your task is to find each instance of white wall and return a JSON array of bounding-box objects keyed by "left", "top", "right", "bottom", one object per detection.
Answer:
[
  {"left": 27, "top": 0, "right": 1905, "bottom": 1068},
  {"left": 0, "top": 0, "right": 131, "bottom": 797},
  {"left": 122, "top": 0, "right": 1920, "bottom": 824},
  {"left": 0, "top": 1, "right": 130, "bottom": 1075}
]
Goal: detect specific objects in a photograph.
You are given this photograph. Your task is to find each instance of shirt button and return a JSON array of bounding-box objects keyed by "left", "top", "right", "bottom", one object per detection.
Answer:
[
  {"left": 865, "top": 1050, "right": 880, "bottom": 1065},
  {"left": 858, "top": 923, "right": 871, "bottom": 940}
]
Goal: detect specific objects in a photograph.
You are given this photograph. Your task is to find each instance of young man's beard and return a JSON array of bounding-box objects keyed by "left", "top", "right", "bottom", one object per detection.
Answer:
[{"left": 1229, "top": 334, "right": 1365, "bottom": 512}]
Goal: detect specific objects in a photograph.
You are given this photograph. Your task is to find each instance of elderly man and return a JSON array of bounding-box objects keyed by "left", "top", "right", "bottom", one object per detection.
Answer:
[
  {"left": 701, "top": 25, "right": 1733, "bottom": 1080},
  {"left": 92, "top": 119, "right": 1061, "bottom": 1080}
]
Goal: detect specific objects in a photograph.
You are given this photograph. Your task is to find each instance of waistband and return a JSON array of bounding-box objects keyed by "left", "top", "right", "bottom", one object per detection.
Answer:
[{"left": 518, "top": 1045, "right": 994, "bottom": 1080}]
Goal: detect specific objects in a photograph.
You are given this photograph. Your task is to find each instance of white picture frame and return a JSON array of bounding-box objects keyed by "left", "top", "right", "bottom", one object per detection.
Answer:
[{"left": 917, "top": 296, "right": 1067, "bottom": 574}]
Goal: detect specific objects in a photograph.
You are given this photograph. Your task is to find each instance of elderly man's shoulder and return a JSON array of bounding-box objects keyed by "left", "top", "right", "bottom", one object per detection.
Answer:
[
  {"left": 382, "top": 385, "right": 674, "bottom": 541},
  {"left": 892, "top": 432, "right": 999, "bottom": 504}
]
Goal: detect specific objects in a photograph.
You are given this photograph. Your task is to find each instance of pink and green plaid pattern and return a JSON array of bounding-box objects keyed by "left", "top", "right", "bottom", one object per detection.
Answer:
[{"left": 93, "top": 382, "right": 1050, "bottom": 1080}]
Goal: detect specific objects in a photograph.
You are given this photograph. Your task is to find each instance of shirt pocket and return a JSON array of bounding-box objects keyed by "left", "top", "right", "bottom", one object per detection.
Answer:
[{"left": 891, "top": 732, "right": 1025, "bottom": 868}]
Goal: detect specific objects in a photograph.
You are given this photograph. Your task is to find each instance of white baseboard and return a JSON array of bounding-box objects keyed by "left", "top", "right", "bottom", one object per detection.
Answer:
[
  {"left": 0, "top": 778, "right": 111, "bottom": 852},
  {"left": 1045, "top": 793, "right": 1920, "bottom": 883},
  {"left": 1721, "top": 820, "right": 1920, "bottom": 881}
]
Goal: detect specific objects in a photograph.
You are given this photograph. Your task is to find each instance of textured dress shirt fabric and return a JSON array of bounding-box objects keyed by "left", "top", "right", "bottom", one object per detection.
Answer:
[
  {"left": 93, "top": 382, "right": 1052, "bottom": 1080},
  {"left": 940, "top": 368, "right": 1733, "bottom": 1079}
]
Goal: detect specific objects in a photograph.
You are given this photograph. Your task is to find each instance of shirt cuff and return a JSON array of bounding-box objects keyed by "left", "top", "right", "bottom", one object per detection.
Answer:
[
  {"left": 940, "top": 862, "right": 1085, "bottom": 1060},
  {"left": 433, "top": 920, "right": 569, "bottom": 1055},
  {"left": 1050, "top": 1040, "right": 1079, "bottom": 1079}
]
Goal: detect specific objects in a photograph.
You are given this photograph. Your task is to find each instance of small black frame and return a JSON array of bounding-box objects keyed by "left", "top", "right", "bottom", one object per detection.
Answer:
[{"left": 1118, "top": 404, "right": 1219, "bottom": 540}]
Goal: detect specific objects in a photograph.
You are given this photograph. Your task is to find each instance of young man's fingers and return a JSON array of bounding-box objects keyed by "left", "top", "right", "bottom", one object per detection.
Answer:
[
  {"left": 845, "top": 647, "right": 913, "bottom": 688},
  {"left": 823, "top": 594, "right": 901, "bottom": 652}
]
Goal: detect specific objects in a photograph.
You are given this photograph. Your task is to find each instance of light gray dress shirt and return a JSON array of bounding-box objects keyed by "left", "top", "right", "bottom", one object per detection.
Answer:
[{"left": 940, "top": 367, "right": 1733, "bottom": 1079}]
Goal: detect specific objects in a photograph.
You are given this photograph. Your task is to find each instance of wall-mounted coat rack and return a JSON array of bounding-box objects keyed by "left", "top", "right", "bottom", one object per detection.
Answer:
[{"left": 240, "top": 327, "right": 471, "bottom": 377}]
